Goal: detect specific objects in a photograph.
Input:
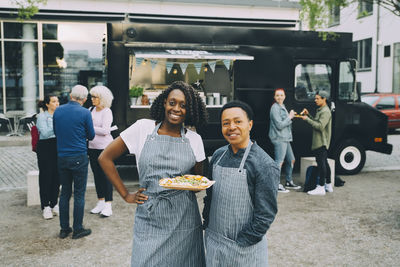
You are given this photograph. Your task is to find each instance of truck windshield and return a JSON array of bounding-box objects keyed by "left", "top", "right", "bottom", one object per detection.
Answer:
[
  {"left": 338, "top": 61, "right": 358, "bottom": 101},
  {"left": 294, "top": 64, "right": 332, "bottom": 102}
]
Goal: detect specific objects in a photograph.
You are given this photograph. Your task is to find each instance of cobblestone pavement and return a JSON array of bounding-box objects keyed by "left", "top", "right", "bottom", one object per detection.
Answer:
[{"left": 0, "top": 133, "right": 399, "bottom": 191}]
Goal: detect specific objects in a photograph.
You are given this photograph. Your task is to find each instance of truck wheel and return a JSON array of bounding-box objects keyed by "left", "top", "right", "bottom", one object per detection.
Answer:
[{"left": 334, "top": 139, "right": 366, "bottom": 175}]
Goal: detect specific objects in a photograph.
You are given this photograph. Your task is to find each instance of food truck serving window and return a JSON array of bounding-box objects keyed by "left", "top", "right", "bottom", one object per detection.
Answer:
[{"left": 128, "top": 49, "right": 253, "bottom": 107}]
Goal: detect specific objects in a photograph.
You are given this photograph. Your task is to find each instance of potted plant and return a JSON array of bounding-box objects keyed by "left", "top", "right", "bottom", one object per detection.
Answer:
[{"left": 129, "top": 86, "right": 144, "bottom": 105}]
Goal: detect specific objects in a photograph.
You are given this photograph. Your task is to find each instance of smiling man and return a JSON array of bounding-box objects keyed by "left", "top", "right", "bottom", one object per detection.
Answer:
[{"left": 203, "top": 100, "right": 279, "bottom": 267}]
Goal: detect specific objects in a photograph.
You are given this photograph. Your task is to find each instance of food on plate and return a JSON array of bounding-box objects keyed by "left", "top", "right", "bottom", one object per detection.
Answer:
[{"left": 159, "top": 175, "right": 215, "bottom": 190}]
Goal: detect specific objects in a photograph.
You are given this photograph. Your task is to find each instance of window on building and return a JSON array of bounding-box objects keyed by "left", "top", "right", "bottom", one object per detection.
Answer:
[
  {"left": 384, "top": 45, "right": 391, "bottom": 57},
  {"left": 42, "top": 23, "right": 106, "bottom": 105},
  {"left": 294, "top": 64, "right": 332, "bottom": 102},
  {"left": 358, "top": 0, "right": 373, "bottom": 18},
  {"left": 353, "top": 38, "right": 372, "bottom": 70},
  {"left": 329, "top": 5, "right": 340, "bottom": 26},
  {"left": 394, "top": 43, "right": 400, "bottom": 93}
]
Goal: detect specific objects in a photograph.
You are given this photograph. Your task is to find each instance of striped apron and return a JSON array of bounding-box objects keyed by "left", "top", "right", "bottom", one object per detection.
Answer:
[
  {"left": 131, "top": 123, "right": 205, "bottom": 267},
  {"left": 205, "top": 143, "right": 268, "bottom": 267}
]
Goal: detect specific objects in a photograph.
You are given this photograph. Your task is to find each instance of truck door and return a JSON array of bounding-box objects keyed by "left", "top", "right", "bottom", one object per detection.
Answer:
[{"left": 291, "top": 62, "right": 334, "bottom": 158}]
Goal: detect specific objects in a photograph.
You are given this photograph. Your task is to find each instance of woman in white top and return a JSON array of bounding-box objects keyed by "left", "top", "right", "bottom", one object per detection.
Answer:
[
  {"left": 88, "top": 85, "right": 115, "bottom": 217},
  {"left": 98, "top": 81, "right": 208, "bottom": 267}
]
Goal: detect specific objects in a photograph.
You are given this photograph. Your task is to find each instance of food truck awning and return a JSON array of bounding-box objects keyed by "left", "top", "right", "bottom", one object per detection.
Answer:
[{"left": 132, "top": 49, "right": 254, "bottom": 60}]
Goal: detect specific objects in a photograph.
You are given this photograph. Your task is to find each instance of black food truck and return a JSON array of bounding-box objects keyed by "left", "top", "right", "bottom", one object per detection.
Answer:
[{"left": 106, "top": 18, "right": 392, "bottom": 175}]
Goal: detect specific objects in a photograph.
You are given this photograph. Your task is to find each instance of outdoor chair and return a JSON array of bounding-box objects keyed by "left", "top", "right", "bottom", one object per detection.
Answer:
[
  {"left": 0, "top": 113, "right": 12, "bottom": 133},
  {"left": 18, "top": 113, "right": 37, "bottom": 134}
]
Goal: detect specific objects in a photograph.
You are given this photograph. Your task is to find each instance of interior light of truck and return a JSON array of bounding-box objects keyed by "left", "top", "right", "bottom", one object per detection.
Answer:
[
  {"left": 374, "top": 137, "right": 383, "bottom": 142},
  {"left": 173, "top": 69, "right": 178, "bottom": 74},
  {"left": 204, "top": 67, "right": 208, "bottom": 72}
]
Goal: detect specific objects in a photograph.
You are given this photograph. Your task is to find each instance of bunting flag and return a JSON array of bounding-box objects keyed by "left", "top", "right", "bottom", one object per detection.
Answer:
[
  {"left": 208, "top": 61, "right": 216, "bottom": 73},
  {"left": 223, "top": 59, "right": 231, "bottom": 70},
  {"left": 150, "top": 59, "right": 158, "bottom": 69},
  {"left": 179, "top": 63, "right": 188, "bottom": 74},
  {"left": 193, "top": 62, "right": 202, "bottom": 74},
  {"left": 166, "top": 62, "right": 174, "bottom": 73},
  {"left": 135, "top": 58, "right": 144, "bottom": 68}
]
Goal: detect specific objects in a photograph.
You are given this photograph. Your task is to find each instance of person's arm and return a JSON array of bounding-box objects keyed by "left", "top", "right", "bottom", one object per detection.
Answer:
[
  {"left": 98, "top": 137, "right": 148, "bottom": 204},
  {"left": 94, "top": 109, "right": 113, "bottom": 136},
  {"left": 86, "top": 111, "right": 95, "bottom": 141},
  {"left": 305, "top": 109, "right": 331, "bottom": 131},
  {"left": 36, "top": 114, "right": 53, "bottom": 139},
  {"left": 270, "top": 104, "right": 292, "bottom": 130},
  {"left": 202, "top": 152, "right": 220, "bottom": 229},
  {"left": 193, "top": 160, "right": 205, "bottom": 175},
  {"left": 236, "top": 160, "right": 280, "bottom": 247}
]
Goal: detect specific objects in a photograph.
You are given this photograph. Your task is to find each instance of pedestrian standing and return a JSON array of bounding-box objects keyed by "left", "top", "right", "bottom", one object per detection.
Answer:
[
  {"left": 88, "top": 86, "right": 114, "bottom": 217},
  {"left": 53, "top": 85, "right": 95, "bottom": 239},
  {"left": 36, "top": 94, "right": 60, "bottom": 219},
  {"left": 269, "top": 88, "right": 301, "bottom": 192},
  {"left": 99, "top": 81, "right": 207, "bottom": 267},
  {"left": 299, "top": 91, "right": 333, "bottom": 195},
  {"left": 203, "top": 100, "right": 279, "bottom": 266}
]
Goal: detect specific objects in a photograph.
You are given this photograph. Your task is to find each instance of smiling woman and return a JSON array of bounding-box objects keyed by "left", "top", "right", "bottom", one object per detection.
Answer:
[{"left": 98, "top": 81, "right": 208, "bottom": 266}]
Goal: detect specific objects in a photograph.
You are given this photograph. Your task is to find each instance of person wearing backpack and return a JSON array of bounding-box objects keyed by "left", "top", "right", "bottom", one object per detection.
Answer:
[
  {"left": 36, "top": 94, "right": 60, "bottom": 219},
  {"left": 87, "top": 85, "right": 115, "bottom": 217},
  {"left": 299, "top": 91, "right": 332, "bottom": 196}
]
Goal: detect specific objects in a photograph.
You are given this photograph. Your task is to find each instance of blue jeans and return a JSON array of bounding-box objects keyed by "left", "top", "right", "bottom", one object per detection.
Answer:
[
  {"left": 272, "top": 141, "right": 295, "bottom": 182},
  {"left": 58, "top": 154, "right": 89, "bottom": 231}
]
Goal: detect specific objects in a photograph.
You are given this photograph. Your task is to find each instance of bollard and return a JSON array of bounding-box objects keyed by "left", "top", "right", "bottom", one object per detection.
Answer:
[{"left": 27, "top": 170, "right": 40, "bottom": 206}]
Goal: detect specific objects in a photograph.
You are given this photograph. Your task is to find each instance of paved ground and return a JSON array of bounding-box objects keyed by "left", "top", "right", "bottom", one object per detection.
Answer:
[
  {"left": 1, "top": 132, "right": 399, "bottom": 191},
  {"left": 0, "top": 132, "right": 399, "bottom": 266}
]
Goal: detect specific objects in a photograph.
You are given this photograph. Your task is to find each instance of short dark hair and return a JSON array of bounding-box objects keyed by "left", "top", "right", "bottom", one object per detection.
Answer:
[
  {"left": 150, "top": 81, "right": 208, "bottom": 128},
  {"left": 220, "top": 100, "right": 254, "bottom": 121},
  {"left": 37, "top": 94, "right": 58, "bottom": 110}
]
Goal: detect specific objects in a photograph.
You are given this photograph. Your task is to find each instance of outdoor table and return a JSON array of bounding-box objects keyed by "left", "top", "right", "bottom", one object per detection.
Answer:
[{"left": 5, "top": 110, "right": 26, "bottom": 136}]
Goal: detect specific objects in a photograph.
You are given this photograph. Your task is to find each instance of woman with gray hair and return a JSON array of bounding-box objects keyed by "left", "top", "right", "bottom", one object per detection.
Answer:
[{"left": 88, "top": 85, "right": 115, "bottom": 217}]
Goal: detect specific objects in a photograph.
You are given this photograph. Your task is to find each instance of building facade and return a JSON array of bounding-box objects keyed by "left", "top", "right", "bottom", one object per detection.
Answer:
[
  {"left": 327, "top": 1, "right": 400, "bottom": 94},
  {"left": 0, "top": 0, "right": 300, "bottom": 123}
]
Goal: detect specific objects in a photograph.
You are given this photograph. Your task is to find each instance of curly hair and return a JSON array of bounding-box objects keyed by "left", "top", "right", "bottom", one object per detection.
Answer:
[
  {"left": 150, "top": 81, "right": 208, "bottom": 128},
  {"left": 90, "top": 85, "right": 114, "bottom": 108}
]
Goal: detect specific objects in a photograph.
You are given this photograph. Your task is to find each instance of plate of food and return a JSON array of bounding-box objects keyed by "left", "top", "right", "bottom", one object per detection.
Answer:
[{"left": 159, "top": 175, "right": 215, "bottom": 191}]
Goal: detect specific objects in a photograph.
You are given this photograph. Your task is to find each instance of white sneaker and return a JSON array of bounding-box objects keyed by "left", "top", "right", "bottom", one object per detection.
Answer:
[
  {"left": 100, "top": 202, "right": 112, "bottom": 217},
  {"left": 91, "top": 200, "right": 105, "bottom": 214},
  {"left": 307, "top": 185, "right": 326, "bottom": 196},
  {"left": 325, "top": 183, "right": 333, "bottom": 193},
  {"left": 52, "top": 204, "right": 59, "bottom": 216},
  {"left": 278, "top": 183, "right": 290, "bottom": 193},
  {"left": 43, "top": 206, "right": 53, "bottom": 220}
]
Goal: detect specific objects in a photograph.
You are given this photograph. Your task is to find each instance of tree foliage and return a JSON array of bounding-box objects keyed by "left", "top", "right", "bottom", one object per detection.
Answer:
[
  {"left": 12, "top": 0, "right": 47, "bottom": 21},
  {"left": 300, "top": 0, "right": 400, "bottom": 31}
]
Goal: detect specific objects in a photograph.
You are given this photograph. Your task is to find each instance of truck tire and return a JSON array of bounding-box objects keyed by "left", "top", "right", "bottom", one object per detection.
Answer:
[{"left": 334, "top": 139, "right": 366, "bottom": 175}]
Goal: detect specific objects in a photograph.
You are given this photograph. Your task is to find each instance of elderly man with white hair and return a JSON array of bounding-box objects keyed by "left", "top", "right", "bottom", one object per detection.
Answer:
[{"left": 53, "top": 85, "right": 95, "bottom": 239}]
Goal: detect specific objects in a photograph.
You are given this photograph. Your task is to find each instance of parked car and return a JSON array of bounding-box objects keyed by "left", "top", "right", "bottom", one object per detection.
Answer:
[{"left": 361, "top": 93, "right": 400, "bottom": 130}]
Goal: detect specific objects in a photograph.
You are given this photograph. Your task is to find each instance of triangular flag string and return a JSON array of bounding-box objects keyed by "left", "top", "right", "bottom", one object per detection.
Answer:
[
  {"left": 193, "top": 62, "right": 202, "bottom": 74},
  {"left": 208, "top": 61, "right": 216, "bottom": 73},
  {"left": 135, "top": 58, "right": 144, "bottom": 68},
  {"left": 166, "top": 62, "right": 174, "bottom": 74},
  {"left": 179, "top": 63, "right": 188, "bottom": 74},
  {"left": 223, "top": 59, "right": 231, "bottom": 70},
  {"left": 150, "top": 59, "right": 158, "bottom": 70}
]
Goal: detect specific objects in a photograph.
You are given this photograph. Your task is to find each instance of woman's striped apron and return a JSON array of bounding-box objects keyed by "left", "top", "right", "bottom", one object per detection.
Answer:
[
  {"left": 205, "top": 143, "right": 268, "bottom": 267},
  {"left": 131, "top": 123, "right": 205, "bottom": 267}
]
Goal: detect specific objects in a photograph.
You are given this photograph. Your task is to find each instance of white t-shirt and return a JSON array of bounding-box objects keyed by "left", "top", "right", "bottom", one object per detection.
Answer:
[{"left": 120, "top": 119, "right": 206, "bottom": 169}]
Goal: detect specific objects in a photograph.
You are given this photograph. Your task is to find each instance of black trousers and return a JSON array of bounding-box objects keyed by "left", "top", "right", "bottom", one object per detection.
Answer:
[
  {"left": 313, "top": 146, "right": 331, "bottom": 186},
  {"left": 88, "top": 149, "right": 113, "bottom": 201},
  {"left": 36, "top": 138, "right": 59, "bottom": 209}
]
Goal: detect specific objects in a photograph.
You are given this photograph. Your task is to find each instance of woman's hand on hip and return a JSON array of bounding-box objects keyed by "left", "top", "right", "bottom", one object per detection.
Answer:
[{"left": 125, "top": 188, "right": 148, "bottom": 204}]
